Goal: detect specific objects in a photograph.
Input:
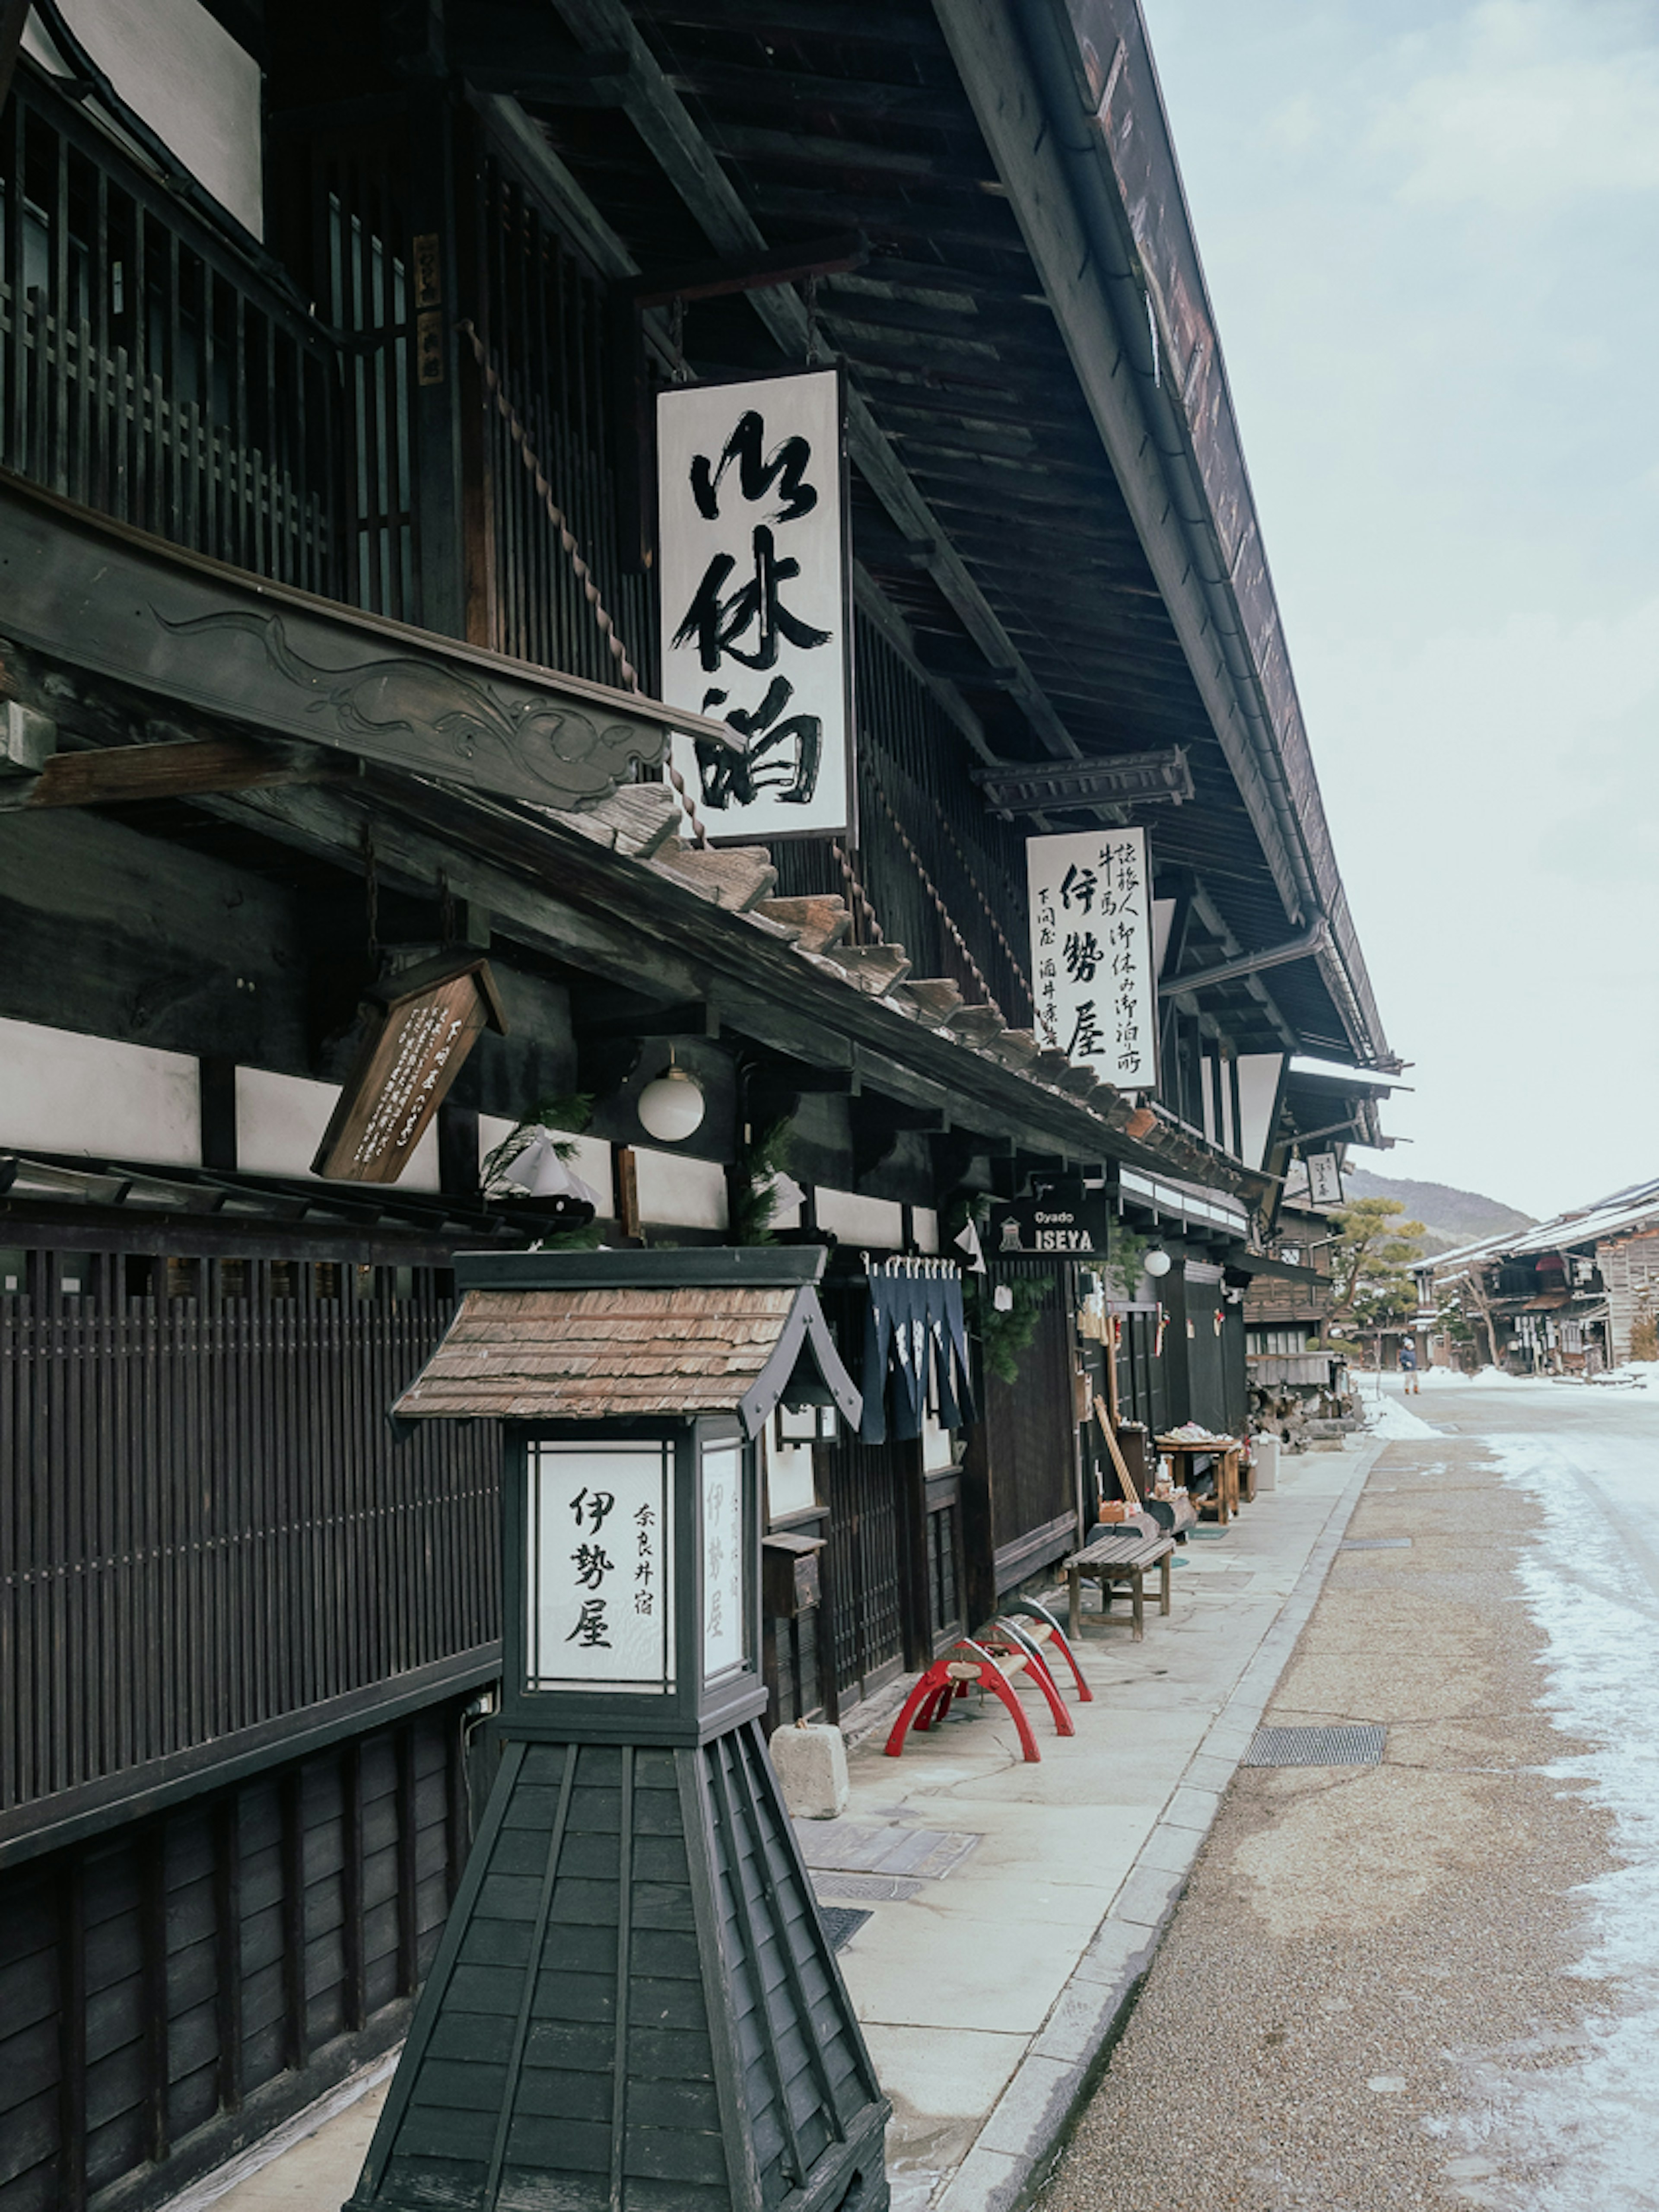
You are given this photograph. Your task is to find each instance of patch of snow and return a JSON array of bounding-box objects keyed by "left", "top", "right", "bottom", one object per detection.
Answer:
[{"left": 1454, "top": 1430, "right": 1659, "bottom": 2205}]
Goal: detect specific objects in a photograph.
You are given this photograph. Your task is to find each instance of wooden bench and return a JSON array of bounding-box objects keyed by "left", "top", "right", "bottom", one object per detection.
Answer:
[{"left": 1065, "top": 1529, "right": 1175, "bottom": 1640}]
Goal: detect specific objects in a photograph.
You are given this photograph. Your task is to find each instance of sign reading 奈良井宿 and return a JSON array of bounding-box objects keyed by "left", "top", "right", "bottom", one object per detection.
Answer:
[
  {"left": 1026, "top": 827, "right": 1157, "bottom": 1090},
  {"left": 527, "top": 1441, "right": 673, "bottom": 1692},
  {"left": 657, "top": 368, "right": 852, "bottom": 842},
  {"left": 1306, "top": 1150, "right": 1345, "bottom": 1208}
]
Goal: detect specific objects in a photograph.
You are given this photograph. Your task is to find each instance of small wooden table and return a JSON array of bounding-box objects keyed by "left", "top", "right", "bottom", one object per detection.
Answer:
[{"left": 1157, "top": 1437, "right": 1242, "bottom": 1526}]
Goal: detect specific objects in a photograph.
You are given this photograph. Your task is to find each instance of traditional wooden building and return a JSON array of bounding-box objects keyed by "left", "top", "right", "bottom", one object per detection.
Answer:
[
  {"left": 1423, "top": 1178, "right": 1659, "bottom": 1376},
  {"left": 0, "top": 4, "right": 1395, "bottom": 2207}
]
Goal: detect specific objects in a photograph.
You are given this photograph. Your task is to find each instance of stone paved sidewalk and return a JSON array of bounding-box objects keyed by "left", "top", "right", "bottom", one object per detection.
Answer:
[{"left": 169, "top": 1442, "right": 1382, "bottom": 2212}]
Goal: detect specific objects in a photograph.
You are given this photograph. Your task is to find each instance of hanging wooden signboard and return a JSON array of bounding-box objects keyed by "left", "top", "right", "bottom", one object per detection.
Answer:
[
  {"left": 312, "top": 953, "right": 508, "bottom": 1183},
  {"left": 1306, "top": 1150, "right": 1344, "bottom": 1207},
  {"left": 1026, "top": 824, "right": 1157, "bottom": 1091},
  {"left": 657, "top": 366, "right": 854, "bottom": 843}
]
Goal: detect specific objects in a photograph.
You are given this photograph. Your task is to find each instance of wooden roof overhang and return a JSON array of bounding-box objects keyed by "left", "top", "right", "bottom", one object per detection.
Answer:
[
  {"left": 0, "top": 492, "right": 1271, "bottom": 1198},
  {"left": 392, "top": 1246, "right": 863, "bottom": 1433},
  {"left": 466, "top": 0, "right": 1394, "bottom": 1074}
]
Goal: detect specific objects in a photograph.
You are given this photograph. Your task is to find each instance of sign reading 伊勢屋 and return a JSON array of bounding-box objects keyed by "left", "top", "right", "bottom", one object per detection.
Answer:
[
  {"left": 1027, "top": 827, "right": 1157, "bottom": 1091},
  {"left": 657, "top": 368, "right": 852, "bottom": 842}
]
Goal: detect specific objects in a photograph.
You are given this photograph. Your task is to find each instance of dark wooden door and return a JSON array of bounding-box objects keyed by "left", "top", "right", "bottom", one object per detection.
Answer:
[
  {"left": 816, "top": 1430, "right": 909, "bottom": 1710},
  {"left": 963, "top": 1268, "right": 1081, "bottom": 1617}
]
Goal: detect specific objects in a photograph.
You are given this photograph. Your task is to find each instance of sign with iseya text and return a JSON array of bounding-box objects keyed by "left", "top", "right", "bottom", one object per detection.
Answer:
[
  {"left": 527, "top": 1442, "right": 673, "bottom": 1691},
  {"left": 1027, "top": 828, "right": 1157, "bottom": 1090},
  {"left": 658, "top": 369, "right": 852, "bottom": 841}
]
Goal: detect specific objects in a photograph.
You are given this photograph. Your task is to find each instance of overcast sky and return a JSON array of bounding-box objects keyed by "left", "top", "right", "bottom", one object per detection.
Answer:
[{"left": 1141, "top": 0, "right": 1659, "bottom": 1220}]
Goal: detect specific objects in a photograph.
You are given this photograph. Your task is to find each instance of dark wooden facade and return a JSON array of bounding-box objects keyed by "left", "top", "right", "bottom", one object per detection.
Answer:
[{"left": 1, "top": 4, "right": 1398, "bottom": 2202}]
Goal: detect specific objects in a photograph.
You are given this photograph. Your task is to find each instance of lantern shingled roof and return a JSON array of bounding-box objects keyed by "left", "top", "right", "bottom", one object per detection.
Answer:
[{"left": 392, "top": 1249, "right": 861, "bottom": 1436}]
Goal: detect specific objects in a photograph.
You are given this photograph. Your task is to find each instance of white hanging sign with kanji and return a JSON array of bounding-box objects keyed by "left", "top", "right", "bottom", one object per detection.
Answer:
[
  {"left": 527, "top": 1441, "right": 673, "bottom": 1691},
  {"left": 657, "top": 368, "right": 852, "bottom": 842},
  {"left": 1026, "top": 826, "right": 1158, "bottom": 1092},
  {"left": 700, "top": 1443, "right": 746, "bottom": 1682}
]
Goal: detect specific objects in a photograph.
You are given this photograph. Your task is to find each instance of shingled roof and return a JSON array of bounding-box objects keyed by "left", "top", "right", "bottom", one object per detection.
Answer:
[{"left": 392, "top": 1251, "right": 861, "bottom": 1436}]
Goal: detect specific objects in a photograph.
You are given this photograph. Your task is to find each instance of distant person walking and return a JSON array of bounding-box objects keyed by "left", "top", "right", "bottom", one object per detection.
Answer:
[{"left": 1399, "top": 1340, "right": 1420, "bottom": 1395}]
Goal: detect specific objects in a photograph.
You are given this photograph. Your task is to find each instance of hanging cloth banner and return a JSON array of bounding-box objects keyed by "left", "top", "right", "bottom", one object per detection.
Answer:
[
  {"left": 1026, "top": 825, "right": 1157, "bottom": 1090},
  {"left": 859, "top": 1259, "right": 975, "bottom": 1445},
  {"left": 657, "top": 366, "right": 854, "bottom": 843}
]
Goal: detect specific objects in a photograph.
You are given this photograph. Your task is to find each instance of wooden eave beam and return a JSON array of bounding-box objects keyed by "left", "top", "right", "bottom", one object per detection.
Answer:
[
  {"left": 545, "top": 0, "right": 1083, "bottom": 762},
  {"left": 0, "top": 734, "right": 343, "bottom": 812}
]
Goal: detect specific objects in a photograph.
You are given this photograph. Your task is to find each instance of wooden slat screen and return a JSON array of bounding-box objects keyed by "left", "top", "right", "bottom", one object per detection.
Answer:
[{"left": 0, "top": 1246, "right": 499, "bottom": 1826}]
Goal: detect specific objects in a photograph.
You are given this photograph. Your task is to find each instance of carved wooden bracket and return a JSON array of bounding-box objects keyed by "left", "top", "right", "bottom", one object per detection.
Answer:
[{"left": 0, "top": 470, "right": 737, "bottom": 814}]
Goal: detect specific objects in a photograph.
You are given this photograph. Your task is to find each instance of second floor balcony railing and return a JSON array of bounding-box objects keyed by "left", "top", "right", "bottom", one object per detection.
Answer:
[{"left": 0, "top": 63, "right": 407, "bottom": 613}]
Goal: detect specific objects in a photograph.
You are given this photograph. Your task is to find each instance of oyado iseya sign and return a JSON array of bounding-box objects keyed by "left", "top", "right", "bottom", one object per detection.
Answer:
[
  {"left": 985, "top": 1182, "right": 1112, "bottom": 1258},
  {"left": 657, "top": 367, "right": 853, "bottom": 842}
]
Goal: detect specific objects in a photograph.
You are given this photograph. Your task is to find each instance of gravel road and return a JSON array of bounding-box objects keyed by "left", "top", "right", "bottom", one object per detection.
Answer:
[{"left": 1045, "top": 1380, "right": 1659, "bottom": 2212}]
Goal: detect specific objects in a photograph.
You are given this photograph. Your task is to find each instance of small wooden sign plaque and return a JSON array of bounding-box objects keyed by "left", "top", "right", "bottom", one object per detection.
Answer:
[{"left": 312, "top": 953, "right": 508, "bottom": 1183}]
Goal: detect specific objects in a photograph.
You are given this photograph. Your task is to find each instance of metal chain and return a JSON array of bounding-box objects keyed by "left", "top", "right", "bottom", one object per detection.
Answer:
[
  {"left": 455, "top": 318, "right": 709, "bottom": 849},
  {"left": 805, "top": 273, "right": 820, "bottom": 365},
  {"left": 869, "top": 778, "right": 1004, "bottom": 1017},
  {"left": 831, "top": 841, "right": 885, "bottom": 945}
]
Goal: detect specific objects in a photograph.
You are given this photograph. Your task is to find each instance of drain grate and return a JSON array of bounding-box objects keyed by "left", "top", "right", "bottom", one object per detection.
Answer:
[
  {"left": 1188, "top": 1529, "right": 1228, "bottom": 1542},
  {"left": 812, "top": 1873, "right": 925, "bottom": 1903},
  {"left": 1342, "top": 1537, "right": 1413, "bottom": 1551},
  {"left": 1243, "top": 1724, "right": 1386, "bottom": 1767},
  {"left": 818, "top": 1906, "right": 872, "bottom": 1953}
]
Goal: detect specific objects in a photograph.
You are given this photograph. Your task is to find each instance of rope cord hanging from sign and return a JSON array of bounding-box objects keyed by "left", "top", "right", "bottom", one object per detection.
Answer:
[
  {"left": 868, "top": 774, "right": 1004, "bottom": 1018},
  {"left": 455, "top": 318, "right": 709, "bottom": 849},
  {"left": 920, "top": 789, "right": 1036, "bottom": 1016},
  {"left": 831, "top": 840, "right": 885, "bottom": 945}
]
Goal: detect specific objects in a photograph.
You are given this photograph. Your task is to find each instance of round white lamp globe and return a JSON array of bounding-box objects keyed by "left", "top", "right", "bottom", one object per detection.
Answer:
[
  {"left": 1143, "top": 1246, "right": 1173, "bottom": 1278},
  {"left": 636, "top": 1063, "right": 706, "bottom": 1144}
]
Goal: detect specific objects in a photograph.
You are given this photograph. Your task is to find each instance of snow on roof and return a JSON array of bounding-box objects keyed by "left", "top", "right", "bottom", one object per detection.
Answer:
[{"left": 1426, "top": 1177, "right": 1659, "bottom": 1278}]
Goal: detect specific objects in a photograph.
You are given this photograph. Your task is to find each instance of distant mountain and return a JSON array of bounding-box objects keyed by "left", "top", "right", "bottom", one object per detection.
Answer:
[{"left": 1338, "top": 1169, "right": 1534, "bottom": 1255}]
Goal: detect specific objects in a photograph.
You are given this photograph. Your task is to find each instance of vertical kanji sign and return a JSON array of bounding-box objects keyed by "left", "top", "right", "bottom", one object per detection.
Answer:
[
  {"left": 657, "top": 369, "right": 853, "bottom": 842},
  {"left": 527, "top": 1442, "right": 673, "bottom": 1691},
  {"left": 1026, "top": 826, "right": 1157, "bottom": 1091}
]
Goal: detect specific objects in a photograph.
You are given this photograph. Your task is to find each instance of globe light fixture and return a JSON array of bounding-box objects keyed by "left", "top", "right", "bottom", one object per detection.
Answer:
[
  {"left": 1144, "top": 1245, "right": 1173, "bottom": 1278},
  {"left": 635, "top": 1047, "right": 706, "bottom": 1143}
]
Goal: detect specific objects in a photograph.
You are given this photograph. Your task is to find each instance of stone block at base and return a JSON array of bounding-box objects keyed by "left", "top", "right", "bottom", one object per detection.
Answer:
[{"left": 770, "top": 1721, "right": 850, "bottom": 1818}]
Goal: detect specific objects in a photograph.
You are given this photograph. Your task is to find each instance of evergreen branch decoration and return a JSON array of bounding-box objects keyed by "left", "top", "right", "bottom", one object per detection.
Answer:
[
  {"left": 729, "top": 1118, "right": 795, "bottom": 1247},
  {"left": 480, "top": 1091, "right": 594, "bottom": 1192},
  {"left": 943, "top": 1192, "right": 1049, "bottom": 1385}
]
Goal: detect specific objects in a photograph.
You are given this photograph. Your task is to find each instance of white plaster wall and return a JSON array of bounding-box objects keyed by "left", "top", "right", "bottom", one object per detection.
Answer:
[
  {"left": 237, "top": 1066, "right": 441, "bottom": 1191},
  {"left": 1236, "top": 1053, "right": 1285, "bottom": 1173},
  {"left": 912, "top": 1206, "right": 940, "bottom": 1254},
  {"left": 45, "top": 0, "right": 265, "bottom": 238},
  {"left": 815, "top": 1188, "right": 903, "bottom": 1252},
  {"left": 633, "top": 1148, "right": 728, "bottom": 1233},
  {"left": 0, "top": 1017, "right": 199, "bottom": 1164}
]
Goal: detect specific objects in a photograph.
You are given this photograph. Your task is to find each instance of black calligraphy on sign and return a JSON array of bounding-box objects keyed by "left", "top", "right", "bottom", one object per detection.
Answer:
[
  {"left": 1027, "top": 827, "right": 1156, "bottom": 1089},
  {"left": 660, "top": 372, "right": 848, "bottom": 833},
  {"left": 690, "top": 411, "right": 818, "bottom": 525}
]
